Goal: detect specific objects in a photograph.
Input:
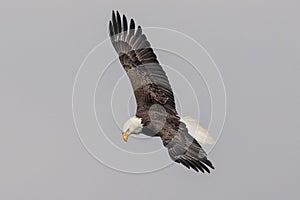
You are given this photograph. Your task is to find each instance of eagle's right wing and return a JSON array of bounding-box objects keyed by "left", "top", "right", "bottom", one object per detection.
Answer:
[{"left": 108, "top": 11, "right": 177, "bottom": 118}]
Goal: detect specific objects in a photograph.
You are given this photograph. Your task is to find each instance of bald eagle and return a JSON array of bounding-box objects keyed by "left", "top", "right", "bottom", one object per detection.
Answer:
[{"left": 109, "top": 11, "right": 215, "bottom": 173}]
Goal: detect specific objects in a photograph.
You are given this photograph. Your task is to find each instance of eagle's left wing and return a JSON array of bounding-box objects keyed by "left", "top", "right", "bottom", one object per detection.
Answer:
[{"left": 161, "top": 121, "right": 215, "bottom": 173}]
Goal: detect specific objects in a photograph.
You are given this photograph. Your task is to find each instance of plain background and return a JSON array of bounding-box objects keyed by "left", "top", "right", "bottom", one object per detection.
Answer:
[{"left": 1, "top": 0, "right": 299, "bottom": 199}]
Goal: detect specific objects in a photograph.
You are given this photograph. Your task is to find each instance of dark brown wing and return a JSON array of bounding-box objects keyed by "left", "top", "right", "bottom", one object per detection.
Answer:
[
  {"left": 109, "top": 11, "right": 177, "bottom": 121},
  {"left": 161, "top": 121, "right": 215, "bottom": 173}
]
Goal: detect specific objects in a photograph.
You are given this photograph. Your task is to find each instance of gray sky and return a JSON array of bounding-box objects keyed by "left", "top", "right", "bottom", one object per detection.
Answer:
[{"left": 0, "top": 0, "right": 299, "bottom": 199}]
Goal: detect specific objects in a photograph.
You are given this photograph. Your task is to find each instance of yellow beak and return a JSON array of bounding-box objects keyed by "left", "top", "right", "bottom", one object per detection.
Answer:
[{"left": 122, "top": 132, "right": 129, "bottom": 142}]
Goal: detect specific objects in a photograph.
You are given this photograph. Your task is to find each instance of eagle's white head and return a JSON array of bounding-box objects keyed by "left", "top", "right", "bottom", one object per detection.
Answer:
[{"left": 122, "top": 116, "right": 143, "bottom": 142}]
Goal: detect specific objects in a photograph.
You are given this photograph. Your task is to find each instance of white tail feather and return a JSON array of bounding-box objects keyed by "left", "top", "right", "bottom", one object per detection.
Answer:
[{"left": 180, "top": 116, "right": 215, "bottom": 145}]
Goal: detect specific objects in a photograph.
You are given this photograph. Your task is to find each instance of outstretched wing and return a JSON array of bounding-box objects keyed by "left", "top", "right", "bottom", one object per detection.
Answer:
[
  {"left": 161, "top": 121, "right": 215, "bottom": 173},
  {"left": 108, "top": 11, "right": 177, "bottom": 119}
]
